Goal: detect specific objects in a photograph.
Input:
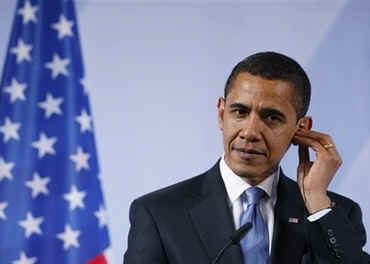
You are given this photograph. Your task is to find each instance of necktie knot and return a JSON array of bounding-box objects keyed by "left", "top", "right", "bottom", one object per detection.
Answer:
[{"left": 243, "top": 187, "right": 265, "bottom": 205}]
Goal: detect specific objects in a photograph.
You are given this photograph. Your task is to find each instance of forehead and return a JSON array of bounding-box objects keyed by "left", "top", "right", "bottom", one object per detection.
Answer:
[{"left": 227, "top": 72, "right": 296, "bottom": 110}]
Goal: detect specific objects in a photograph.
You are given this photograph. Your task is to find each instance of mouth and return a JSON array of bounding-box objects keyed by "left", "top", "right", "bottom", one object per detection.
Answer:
[{"left": 233, "top": 147, "right": 267, "bottom": 159}]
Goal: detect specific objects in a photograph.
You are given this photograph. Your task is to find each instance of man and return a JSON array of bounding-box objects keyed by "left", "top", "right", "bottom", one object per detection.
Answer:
[{"left": 124, "top": 52, "right": 369, "bottom": 263}]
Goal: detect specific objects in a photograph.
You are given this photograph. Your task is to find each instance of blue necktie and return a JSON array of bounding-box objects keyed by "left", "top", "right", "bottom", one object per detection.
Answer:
[{"left": 240, "top": 187, "right": 269, "bottom": 264}]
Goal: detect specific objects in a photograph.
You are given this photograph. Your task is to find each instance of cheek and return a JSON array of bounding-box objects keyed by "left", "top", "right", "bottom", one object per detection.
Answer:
[
  {"left": 267, "top": 127, "right": 296, "bottom": 151},
  {"left": 223, "top": 120, "right": 241, "bottom": 145},
  {"left": 228, "top": 121, "right": 242, "bottom": 136},
  {"left": 272, "top": 124, "right": 296, "bottom": 139},
  {"left": 272, "top": 126, "right": 293, "bottom": 137}
]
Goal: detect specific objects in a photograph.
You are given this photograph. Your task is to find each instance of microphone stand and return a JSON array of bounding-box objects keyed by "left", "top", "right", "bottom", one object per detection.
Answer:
[{"left": 211, "top": 222, "right": 252, "bottom": 264}]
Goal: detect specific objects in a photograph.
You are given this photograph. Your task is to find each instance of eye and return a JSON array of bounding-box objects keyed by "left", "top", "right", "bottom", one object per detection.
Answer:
[
  {"left": 232, "top": 108, "right": 247, "bottom": 118},
  {"left": 266, "top": 114, "right": 282, "bottom": 123}
]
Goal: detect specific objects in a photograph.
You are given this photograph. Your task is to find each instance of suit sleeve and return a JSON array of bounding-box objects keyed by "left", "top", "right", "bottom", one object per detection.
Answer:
[
  {"left": 306, "top": 201, "right": 370, "bottom": 263},
  {"left": 123, "top": 199, "right": 169, "bottom": 264}
]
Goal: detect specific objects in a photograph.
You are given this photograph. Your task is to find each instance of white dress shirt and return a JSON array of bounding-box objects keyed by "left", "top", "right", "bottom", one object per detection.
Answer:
[
  {"left": 220, "top": 156, "right": 278, "bottom": 253},
  {"left": 219, "top": 156, "right": 331, "bottom": 254}
]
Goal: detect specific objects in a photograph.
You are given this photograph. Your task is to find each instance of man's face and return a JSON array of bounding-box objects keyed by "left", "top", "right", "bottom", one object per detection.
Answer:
[{"left": 218, "top": 72, "right": 299, "bottom": 184}]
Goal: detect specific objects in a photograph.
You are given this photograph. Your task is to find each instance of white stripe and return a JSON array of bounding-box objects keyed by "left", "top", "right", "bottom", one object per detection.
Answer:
[{"left": 104, "top": 247, "right": 115, "bottom": 264}]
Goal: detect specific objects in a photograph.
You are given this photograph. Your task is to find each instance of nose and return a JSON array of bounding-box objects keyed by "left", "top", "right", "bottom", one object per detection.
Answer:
[{"left": 239, "top": 112, "right": 262, "bottom": 143}]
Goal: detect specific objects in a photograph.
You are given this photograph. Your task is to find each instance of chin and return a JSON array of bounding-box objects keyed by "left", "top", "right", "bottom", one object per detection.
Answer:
[
  {"left": 232, "top": 163, "right": 276, "bottom": 183},
  {"left": 232, "top": 164, "right": 264, "bottom": 179}
]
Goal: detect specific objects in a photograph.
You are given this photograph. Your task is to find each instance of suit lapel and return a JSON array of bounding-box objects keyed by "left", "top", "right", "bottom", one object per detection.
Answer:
[
  {"left": 270, "top": 173, "right": 308, "bottom": 264},
  {"left": 188, "top": 165, "right": 310, "bottom": 263},
  {"left": 189, "top": 163, "right": 244, "bottom": 264}
]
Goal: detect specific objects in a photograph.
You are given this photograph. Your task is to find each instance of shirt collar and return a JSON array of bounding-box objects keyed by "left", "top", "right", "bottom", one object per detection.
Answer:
[{"left": 219, "top": 155, "right": 280, "bottom": 205}]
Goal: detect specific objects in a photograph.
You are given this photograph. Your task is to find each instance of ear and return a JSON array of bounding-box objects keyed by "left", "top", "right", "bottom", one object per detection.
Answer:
[
  {"left": 297, "top": 116, "right": 313, "bottom": 130},
  {"left": 217, "top": 97, "right": 225, "bottom": 131},
  {"left": 292, "top": 116, "right": 312, "bottom": 146}
]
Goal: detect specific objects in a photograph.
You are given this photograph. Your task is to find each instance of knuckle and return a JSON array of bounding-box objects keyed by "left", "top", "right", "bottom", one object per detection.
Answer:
[
  {"left": 322, "top": 155, "right": 332, "bottom": 162},
  {"left": 331, "top": 156, "right": 342, "bottom": 167},
  {"left": 320, "top": 132, "right": 329, "bottom": 138}
]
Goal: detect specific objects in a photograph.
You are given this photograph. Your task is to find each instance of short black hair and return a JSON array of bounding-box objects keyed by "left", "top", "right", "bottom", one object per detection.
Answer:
[{"left": 224, "top": 51, "right": 311, "bottom": 119}]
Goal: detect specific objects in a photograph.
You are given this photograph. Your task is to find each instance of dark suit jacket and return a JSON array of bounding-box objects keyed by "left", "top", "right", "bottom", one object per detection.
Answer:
[{"left": 124, "top": 162, "right": 370, "bottom": 263}]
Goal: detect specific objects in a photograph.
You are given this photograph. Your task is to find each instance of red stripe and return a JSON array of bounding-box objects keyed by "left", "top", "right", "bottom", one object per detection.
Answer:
[{"left": 87, "top": 254, "right": 107, "bottom": 264}]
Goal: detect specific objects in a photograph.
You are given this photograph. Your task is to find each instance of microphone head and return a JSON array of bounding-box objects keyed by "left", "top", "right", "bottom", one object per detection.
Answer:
[{"left": 230, "top": 222, "right": 252, "bottom": 244}]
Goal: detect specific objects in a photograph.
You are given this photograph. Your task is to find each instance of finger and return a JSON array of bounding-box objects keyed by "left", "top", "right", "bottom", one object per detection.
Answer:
[
  {"left": 294, "top": 134, "right": 327, "bottom": 154},
  {"left": 297, "top": 163, "right": 305, "bottom": 190},
  {"left": 296, "top": 129, "right": 334, "bottom": 146},
  {"left": 298, "top": 143, "right": 310, "bottom": 164},
  {"left": 295, "top": 131, "right": 340, "bottom": 157},
  {"left": 297, "top": 161, "right": 313, "bottom": 187},
  {"left": 295, "top": 134, "right": 342, "bottom": 172}
]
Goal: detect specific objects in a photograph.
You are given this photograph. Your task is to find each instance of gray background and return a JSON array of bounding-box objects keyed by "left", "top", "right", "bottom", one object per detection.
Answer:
[{"left": 1, "top": 0, "right": 369, "bottom": 262}]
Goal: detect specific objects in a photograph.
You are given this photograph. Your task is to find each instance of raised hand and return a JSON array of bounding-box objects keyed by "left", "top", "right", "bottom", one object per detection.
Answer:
[{"left": 293, "top": 128, "right": 342, "bottom": 214}]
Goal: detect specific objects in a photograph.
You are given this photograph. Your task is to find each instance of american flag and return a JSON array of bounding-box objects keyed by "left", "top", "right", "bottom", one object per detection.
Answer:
[{"left": 0, "top": 0, "right": 111, "bottom": 263}]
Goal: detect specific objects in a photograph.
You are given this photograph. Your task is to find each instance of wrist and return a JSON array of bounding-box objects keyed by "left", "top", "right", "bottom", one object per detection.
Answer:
[{"left": 303, "top": 192, "right": 331, "bottom": 214}]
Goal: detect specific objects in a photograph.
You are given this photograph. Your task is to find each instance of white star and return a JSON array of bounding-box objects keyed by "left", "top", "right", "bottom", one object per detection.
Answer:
[
  {"left": 4, "top": 78, "right": 27, "bottom": 103},
  {"left": 80, "top": 77, "right": 90, "bottom": 95},
  {"left": 0, "top": 157, "right": 14, "bottom": 182},
  {"left": 31, "top": 132, "right": 57, "bottom": 158},
  {"left": 25, "top": 172, "right": 50, "bottom": 198},
  {"left": 13, "top": 251, "right": 37, "bottom": 264},
  {"left": 18, "top": 212, "right": 43, "bottom": 238},
  {"left": 57, "top": 224, "right": 81, "bottom": 250},
  {"left": 51, "top": 15, "right": 74, "bottom": 39},
  {"left": 0, "top": 117, "right": 21, "bottom": 142},
  {"left": 38, "top": 93, "right": 63, "bottom": 119},
  {"left": 10, "top": 39, "right": 32, "bottom": 63},
  {"left": 63, "top": 185, "right": 86, "bottom": 211},
  {"left": 45, "top": 53, "right": 70, "bottom": 79},
  {"left": 0, "top": 202, "right": 8, "bottom": 220},
  {"left": 76, "top": 109, "right": 92, "bottom": 133},
  {"left": 95, "top": 205, "right": 108, "bottom": 228},
  {"left": 70, "top": 146, "right": 90, "bottom": 171},
  {"left": 17, "top": 1, "right": 38, "bottom": 25}
]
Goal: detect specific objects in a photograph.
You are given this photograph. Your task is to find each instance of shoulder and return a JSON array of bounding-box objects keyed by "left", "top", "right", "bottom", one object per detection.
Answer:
[
  {"left": 129, "top": 163, "right": 217, "bottom": 216},
  {"left": 127, "top": 171, "right": 208, "bottom": 228},
  {"left": 132, "top": 161, "right": 222, "bottom": 208},
  {"left": 135, "top": 172, "right": 205, "bottom": 207}
]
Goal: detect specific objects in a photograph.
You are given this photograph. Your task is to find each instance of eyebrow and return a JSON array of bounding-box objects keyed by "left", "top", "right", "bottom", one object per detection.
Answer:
[
  {"left": 228, "top": 103, "right": 286, "bottom": 119},
  {"left": 229, "top": 103, "right": 249, "bottom": 110},
  {"left": 260, "top": 108, "right": 286, "bottom": 119}
]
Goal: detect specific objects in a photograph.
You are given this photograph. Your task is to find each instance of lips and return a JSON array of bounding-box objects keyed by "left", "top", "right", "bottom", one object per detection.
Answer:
[{"left": 233, "top": 147, "right": 266, "bottom": 157}]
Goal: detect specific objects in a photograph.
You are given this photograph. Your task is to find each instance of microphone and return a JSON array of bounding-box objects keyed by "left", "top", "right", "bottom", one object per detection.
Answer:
[{"left": 211, "top": 222, "right": 252, "bottom": 264}]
